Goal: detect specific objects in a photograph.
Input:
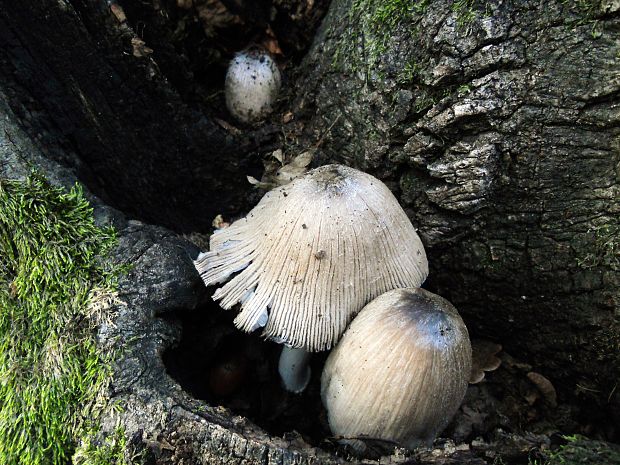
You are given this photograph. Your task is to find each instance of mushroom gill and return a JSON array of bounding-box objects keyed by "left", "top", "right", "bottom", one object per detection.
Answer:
[{"left": 194, "top": 164, "right": 429, "bottom": 353}]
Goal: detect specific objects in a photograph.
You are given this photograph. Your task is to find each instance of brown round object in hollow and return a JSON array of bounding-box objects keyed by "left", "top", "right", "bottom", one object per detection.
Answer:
[
  {"left": 321, "top": 288, "right": 472, "bottom": 452},
  {"left": 208, "top": 354, "right": 247, "bottom": 398}
]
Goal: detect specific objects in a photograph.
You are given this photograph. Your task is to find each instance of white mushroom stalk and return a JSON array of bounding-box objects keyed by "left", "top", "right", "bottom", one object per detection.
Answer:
[{"left": 278, "top": 346, "right": 311, "bottom": 394}]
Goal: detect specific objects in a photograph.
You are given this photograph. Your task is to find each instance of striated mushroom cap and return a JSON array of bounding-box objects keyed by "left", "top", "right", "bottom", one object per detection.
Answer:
[
  {"left": 321, "top": 288, "right": 472, "bottom": 451},
  {"left": 194, "top": 164, "right": 428, "bottom": 352}
]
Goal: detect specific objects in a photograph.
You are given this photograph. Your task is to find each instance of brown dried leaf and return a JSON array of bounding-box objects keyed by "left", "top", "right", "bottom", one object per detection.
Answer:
[
  {"left": 214, "top": 118, "right": 242, "bottom": 135},
  {"left": 262, "top": 25, "right": 283, "bottom": 56},
  {"left": 247, "top": 175, "right": 275, "bottom": 189},
  {"left": 196, "top": 0, "right": 243, "bottom": 37},
  {"left": 251, "top": 150, "right": 315, "bottom": 190},
  {"left": 274, "top": 151, "right": 314, "bottom": 185},
  {"left": 288, "top": 151, "right": 313, "bottom": 168},
  {"left": 110, "top": 3, "right": 127, "bottom": 23},
  {"left": 527, "top": 371, "right": 557, "bottom": 407},
  {"left": 272, "top": 149, "right": 284, "bottom": 164},
  {"left": 131, "top": 37, "right": 153, "bottom": 57}
]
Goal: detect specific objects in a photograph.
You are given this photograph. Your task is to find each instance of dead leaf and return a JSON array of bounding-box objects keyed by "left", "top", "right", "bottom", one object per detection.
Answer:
[
  {"left": 288, "top": 151, "right": 313, "bottom": 168},
  {"left": 249, "top": 150, "right": 315, "bottom": 190},
  {"left": 214, "top": 118, "right": 242, "bottom": 135},
  {"left": 131, "top": 37, "right": 154, "bottom": 57},
  {"left": 246, "top": 175, "right": 272, "bottom": 189},
  {"left": 272, "top": 149, "right": 284, "bottom": 164},
  {"left": 282, "top": 112, "right": 294, "bottom": 124},
  {"left": 527, "top": 372, "right": 557, "bottom": 407},
  {"left": 262, "top": 25, "right": 283, "bottom": 57},
  {"left": 110, "top": 3, "right": 127, "bottom": 23},
  {"left": 274, "top": 151, "right": 314, "bottom": 185},
  {"left": 196, "top": 0, "right": 243, "bottom": 37}
]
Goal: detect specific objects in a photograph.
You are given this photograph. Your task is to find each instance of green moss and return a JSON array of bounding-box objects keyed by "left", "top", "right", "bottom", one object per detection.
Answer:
[
  {"left": 451, "top": 0, "right": 477, "bottom": 28},
  {"left": 73, "top": 427, "right": 135, "bottom": 465},
  {"left": 331, "top": 0, "right": 429, "bottom": 77},
  {"left": 546, "top": 435, "right": 620, "bottom": 465},
  {"left": 561, "top": 0, "right": 604, "bottom": 34},
  {"left": 0, "top": 173, "right": 121, "bottom": 465},
  {"left": 562, "top": 0, "right": 602, "bottom": 17},
  {"left": 576, "top": 224, "right": 619, "bottom": 271},
  {"left": 451, "top": 0, "right": 493, "bottom": 29}
]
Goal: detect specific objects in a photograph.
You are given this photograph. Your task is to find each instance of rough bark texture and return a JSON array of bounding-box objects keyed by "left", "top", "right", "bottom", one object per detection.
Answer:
[
  {"left": 293, "top": 0, "right": 620, "bottom": 418},
  {"left": 1, "top": 0, "right": 619, "bottom": 463},
  {"left": 0, "top": 0, "right": 268, "bottom": 232}
]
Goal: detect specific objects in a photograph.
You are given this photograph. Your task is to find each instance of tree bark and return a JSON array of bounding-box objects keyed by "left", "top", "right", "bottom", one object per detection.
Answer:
[
  {"left": 293, "top": 0, "right": 620, "bottom": 416},
  {"left": 1, "top": 0, "right": 619, "bottom": 463},
  {"left": 0, "top": 0, "right": 269, "bottom": 232}
]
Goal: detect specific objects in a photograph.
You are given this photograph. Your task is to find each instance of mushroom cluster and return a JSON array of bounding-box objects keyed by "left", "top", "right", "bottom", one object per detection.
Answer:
[
  {"left": 194, "top": 163, "right": 472, "bottom": 453},
  {"left": 195, "top": 164, "right": 428, "bottom": 391}
]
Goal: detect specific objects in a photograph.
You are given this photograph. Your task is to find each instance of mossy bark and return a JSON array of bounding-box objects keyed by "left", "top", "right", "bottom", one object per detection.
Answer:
[{"left": 294, "top": 0, "right": 620, "bottom": 417}]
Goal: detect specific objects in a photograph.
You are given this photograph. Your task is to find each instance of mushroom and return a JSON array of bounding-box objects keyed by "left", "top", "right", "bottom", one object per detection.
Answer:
[
  {"left": 225, "top": 49, "right": 281, "bottom": 124},
  {"left": 320, "top": 288, "right": 472, "bottom": 453},
  {"left": 194, "top": 164, "right": 428, "bottom": 392},
  {"left": 469, "top": 339, "right": 502, "bottom": 384}
]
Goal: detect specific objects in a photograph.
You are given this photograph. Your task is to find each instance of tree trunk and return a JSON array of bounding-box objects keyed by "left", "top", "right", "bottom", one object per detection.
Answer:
[
  {"left": 294, "top": 0, "right": 620, "bottom": 419},
  {"left": 1, "top": 0, "right": 619, "bottom": 463}
]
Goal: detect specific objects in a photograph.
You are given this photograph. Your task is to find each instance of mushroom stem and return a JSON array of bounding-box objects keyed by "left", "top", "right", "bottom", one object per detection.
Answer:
[{"left": 278, "top": 346, "right": 311, "bottom": 393}]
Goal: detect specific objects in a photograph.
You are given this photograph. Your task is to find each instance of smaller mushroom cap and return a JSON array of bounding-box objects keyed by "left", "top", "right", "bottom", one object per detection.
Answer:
[
  {"left": 321, "top": 288, "right": 472, "bottom": 452},
  {"left": 469, "top": 339, "right": 502, "bottom": 384},
  {"left": 225, "top": 49, "right": 281, "bottom": 124},
  {"left": 194, "top": 164, "right": 428, "bottom": 352}
]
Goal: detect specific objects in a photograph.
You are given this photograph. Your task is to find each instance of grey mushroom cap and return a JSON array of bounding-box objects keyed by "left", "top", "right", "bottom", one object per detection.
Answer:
[
  {"left": 194, "top": 164, "right": 429, "bottom": 352},
  {"left": 320, "top": 288, "right": 472, "bottom": 452}
]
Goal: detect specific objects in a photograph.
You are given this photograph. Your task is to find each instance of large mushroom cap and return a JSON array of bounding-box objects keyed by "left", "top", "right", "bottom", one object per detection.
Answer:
[
  {"left": 321, "top": 288, "right": 472, "bottom": 451},
  {"left": 194, "top": 164, "right": 428, "bottom": 351}
]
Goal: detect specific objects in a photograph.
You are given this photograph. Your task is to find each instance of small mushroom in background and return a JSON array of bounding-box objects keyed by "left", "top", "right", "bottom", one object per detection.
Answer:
[
  {"left": 194, "top": 164, "right": 429, "bottom": 393},
  {"left": 320, "top": 288, "right": 472, "bottom": 455},
  {"left": 225, "top": 48, "right": 281, "bottom": 124},
  {"left": 469, "top": 339, "right": 502, "bottom": 384}
]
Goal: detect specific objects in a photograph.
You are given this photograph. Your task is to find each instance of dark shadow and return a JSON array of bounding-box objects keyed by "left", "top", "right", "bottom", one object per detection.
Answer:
[{"left": 161, "top": 299, "right": 333, "bottom": 446}]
